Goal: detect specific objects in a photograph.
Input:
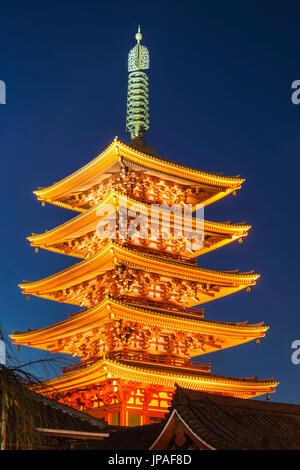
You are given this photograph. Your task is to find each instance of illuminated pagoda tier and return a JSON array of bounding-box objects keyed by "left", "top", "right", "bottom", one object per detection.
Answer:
[
  {"left": 27, "top": 192, "right": 251, "bottom": 261},
  {"left": 11, "top": 27, "right": 278, "bottom": 427},
  {"left": 32, "top": 139, "right": 245, "bottom": 213}
]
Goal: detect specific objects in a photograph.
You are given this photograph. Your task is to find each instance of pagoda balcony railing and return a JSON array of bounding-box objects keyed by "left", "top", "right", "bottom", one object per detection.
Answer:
[
  {"left": 61, "top": 360, "right": 95, "bottom": 375},
  {"left": 122, "top": 297, "right": 205, "bottom": 318},
  {"left": 108, "top": 350, "right": 211, "bottom": 373},
  {"left": 61, "top": 352, "right": 211, "bottom": 375},
  {"left": 126, "top": 244, "right": 198, "bottom": 265}
]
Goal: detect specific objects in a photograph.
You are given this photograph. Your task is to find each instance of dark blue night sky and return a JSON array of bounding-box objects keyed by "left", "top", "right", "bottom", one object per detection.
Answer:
[{"left": 1, "top": 0, "right": 300, "bottom": 403}]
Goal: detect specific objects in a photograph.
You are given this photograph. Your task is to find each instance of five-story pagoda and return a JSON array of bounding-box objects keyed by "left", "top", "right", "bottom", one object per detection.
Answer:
[{"left": 11, "top": 27, "right": 278, "bottom": 427}]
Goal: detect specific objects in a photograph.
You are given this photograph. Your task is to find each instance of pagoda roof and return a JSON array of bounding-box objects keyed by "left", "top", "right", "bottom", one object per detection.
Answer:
[
  {"left": 10, "top": 297, "right": 268, "bottom": 355},
  {"left": 32, "top": 357, "right": 278, "bottom": 399},
  {"left": 19, "top": 242, "right": 259, "bottom": 306},
  {"left": 28, "top": 191, "right": 251, "bottom": 258},
  {"left": 33, "top": 139, "right": 244, "bottom": 210}
]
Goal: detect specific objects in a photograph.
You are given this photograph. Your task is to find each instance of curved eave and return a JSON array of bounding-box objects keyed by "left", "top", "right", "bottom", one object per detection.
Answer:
[
  {"left": 19, "top": 242, "right": 260, "bottom": 299},
  {"left": 32, "top": 358, "right": 279, "bottom": 399},
  {"left": 39, "top": 189, "right": 238, "bottom": 213},
  {"left": 27, "top": 191, "right": 251, "bottom": 252},
  {"left": 33, "top": 140, "right": 244, "bottom": 205},
  {"left": 29, "top": 235, "right": 248, "bottom": 261},
  {"left": 10, "top": 298, "right": 268, "bottom": 351}
]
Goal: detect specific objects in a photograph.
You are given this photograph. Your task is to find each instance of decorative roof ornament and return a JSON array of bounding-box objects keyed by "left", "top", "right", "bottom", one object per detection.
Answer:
[
  {"left": 128, "top": 26, "right": 150, "bottom": 72},
  {"left": 126, "top": 26, "right": 150, "bottom": 140}
]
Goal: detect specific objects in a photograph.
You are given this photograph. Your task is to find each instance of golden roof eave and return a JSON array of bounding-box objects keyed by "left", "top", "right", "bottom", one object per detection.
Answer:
[
  {"left": 32, "top": 358, "right": 279, "bottom": 399},
  {"left": 27, "top": 191, "right": 251, "bottom": 257},
  {"left": 9, "top": 297, "right": 268, "bottom": 351},
  {"left": 33, "top": 140, "right": 244, "bottom": 206},
  {"left": 19, "top": 242, "right": 260, "bottom": 301}
]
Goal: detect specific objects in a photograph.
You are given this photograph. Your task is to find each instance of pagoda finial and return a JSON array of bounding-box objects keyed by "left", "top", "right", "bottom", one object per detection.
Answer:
[
  {"left": 126, "top": 26, "right": 150, "bottom": 140},
  {"left": 136, "top": 25, "right": 142, "bottom": 44}
]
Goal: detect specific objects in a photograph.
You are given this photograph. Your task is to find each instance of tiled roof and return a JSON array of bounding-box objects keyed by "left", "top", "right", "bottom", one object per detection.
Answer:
[
  {"left": 74, "top": 423, "right": 165, "bottom": 450},
  {"left": 169, "top": 387, "right": 300, "bottom": 450},
  {"left": 27, "top": 389, "right": 107, "bottom": 432}
]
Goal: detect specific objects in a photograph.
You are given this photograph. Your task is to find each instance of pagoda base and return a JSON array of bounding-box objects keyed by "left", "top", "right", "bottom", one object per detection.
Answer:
[
  {"left": 86, "top": 392, "right": 170, "bottom": 427},
  {"left": 49, "top": 378, "right": 173, "bottom": 427},
  {"left": 34, "top": 358, "right": 278, "bottom": 427}
]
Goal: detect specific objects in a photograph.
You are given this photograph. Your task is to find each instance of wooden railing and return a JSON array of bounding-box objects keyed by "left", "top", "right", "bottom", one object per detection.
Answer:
[
  {"left": 126, "top": 244, "right": 198, "bottom": 265},
  {"left": 109, "top": 350, "right": 211, "bottom": 373},
  {"left": 62, "top": 351, "right": 211, "bottom": 375},
  {"left": 61, "top": 360, "right": 94, "bottom": 375},
  {"left": 122, "top": 297, "right": 205, "bottom": 318}
]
